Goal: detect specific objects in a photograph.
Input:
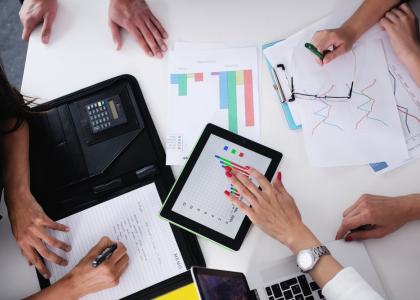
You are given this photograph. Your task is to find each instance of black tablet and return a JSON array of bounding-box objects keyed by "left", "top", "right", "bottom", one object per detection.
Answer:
[{"left": 160, "top": 123, "right": 282, "bottom": 250}]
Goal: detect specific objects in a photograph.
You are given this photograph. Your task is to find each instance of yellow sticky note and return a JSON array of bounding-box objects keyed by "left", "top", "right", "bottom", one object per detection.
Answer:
[{"left": 154, "top": 283, "right": 199, "bottom": 300}]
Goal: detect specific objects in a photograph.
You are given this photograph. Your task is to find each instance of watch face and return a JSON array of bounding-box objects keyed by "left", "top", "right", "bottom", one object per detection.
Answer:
[{"left": 297, "top": 250, "right": 314, "bottom": 271}]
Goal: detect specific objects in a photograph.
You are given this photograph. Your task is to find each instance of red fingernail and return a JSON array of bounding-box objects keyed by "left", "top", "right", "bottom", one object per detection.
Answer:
[
  {"left": 224, "top": 190, "right": 230, "bottom": 196},
  {"left": 277, "top": 171, "right": 282, "bottom": 181},
  {"left": 345, "top": 236, "right": 353, "bottom": 242},
  {"left": 225, "top": 172, "right": 232, "bottom": 178},
  {"left": 224, "top": 166, "right": 232, "bottom": 172}
]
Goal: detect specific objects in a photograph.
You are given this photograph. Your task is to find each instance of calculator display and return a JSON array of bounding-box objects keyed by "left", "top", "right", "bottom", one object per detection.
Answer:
[{"left": 85, "top": 97, "right": 128, "bottom": 134}]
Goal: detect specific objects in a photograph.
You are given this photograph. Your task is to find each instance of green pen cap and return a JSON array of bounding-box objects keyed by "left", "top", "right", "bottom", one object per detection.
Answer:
[{"left": 305, "top": 42, "right": 325, "bottom": 60}]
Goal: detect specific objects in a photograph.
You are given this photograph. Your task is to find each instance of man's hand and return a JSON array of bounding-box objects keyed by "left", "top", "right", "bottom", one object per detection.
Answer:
[
  {"left": 19, "top": 0, "right": 57, "bottom": 44},
  {"left": 108, "top": 0, "right": 168, "bottom": 58},
  {"left": 6, "top": 190, "right": 71, "bottom": 279},
  {"left": 336, "top": 194, "right": 418, "bottom": 241}
]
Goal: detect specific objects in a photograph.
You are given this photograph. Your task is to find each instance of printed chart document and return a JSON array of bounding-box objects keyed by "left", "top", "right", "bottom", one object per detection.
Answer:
[
  {"left": 45, "top": 184, "right": 186, "bottom": 300},
  {"left": 166, "top": 46, "right": 260, "bottom": 165},
  {"left": 263, "top": 1, "right": 409, "bottom": 168}
]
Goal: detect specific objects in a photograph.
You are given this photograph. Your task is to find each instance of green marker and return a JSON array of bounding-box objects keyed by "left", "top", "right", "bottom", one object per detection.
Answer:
[{"left": 305, "top": 43, "right": 325, "bottom": 60}]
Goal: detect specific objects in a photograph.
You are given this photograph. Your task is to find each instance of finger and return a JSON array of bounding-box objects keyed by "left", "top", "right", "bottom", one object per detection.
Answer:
[
  {"left": 385, "top": 11, "right": 398, "bottom": 23},
  {"left": 248, "top": 168, "right": 272, "bottom": 192},
  {"left": 323, "top": 46, "right": 347, "bottom": 64},
  {"left": 23, "top": 246, "right": 50, "bottom": 279},
  {"left": 226, "top": 171, "right": 258, "bottom": 205},
  {"left": 235, "top": 171, "right": 263, "bottom": 202},
  {"left": 136, "top": 20, "right": 162, "bottom": 58},
  {"left": 114, "top": 254, "right": 129, "bottom": 278},
  {"left": 150, "top": 14, "right": 168, "bottom": 39},
  {"left": 31, "top": 226, "right": 71, "bottom": 252},
  {"left": 86, "top": 236, "right": 114, "bottom": 260},
  {"left": 225, "top": 193, "right": 252, "bottom": 216},
  {"left": 345, "top": 228, "right": 385, "bottom": 241},
  {"left": 42, "top": 216, "right": 70, "bottom": 232},
  {"left": 126, "top": 24, "right": 153, "bottom": 57},
  {"left": 144, "top": 18, "right": 167, "bottom": 52},
  {"left": 21, "top": 18, "right": 39, "bottom": 41},
  {"left": 380, "top": 17, "right": 393, "bottom": 32},
  {"left": 31, "top": 237, "right": 68, "bottom": 266},
  {"left": 273, "top": 171, "right": 285, "bottom": 193},
  {"left": 41, "top": 12, "right": 56, "bottom": 44},
  {"left": 391, "top": 8, "right": 406, "bottom": 19},
  {"left": 108, "top": 243, "right": 127, "bottom": 264},
  {"left": 399, "top": 3, "right": 416, "bottom": 19},
  {"left": 109, "top": 20, "right": 122, "bottom": 50},
  {"left": 336, "top": 213, "right": 370, "bottom": 240},
  {"left": 343, "top": 195, "right": 369, "bottom": 217}
]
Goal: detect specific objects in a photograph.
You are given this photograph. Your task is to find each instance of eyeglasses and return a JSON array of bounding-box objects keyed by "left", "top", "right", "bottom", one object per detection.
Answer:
[{"left": 274, "top": 64, "right": 354, "bottom": 102}]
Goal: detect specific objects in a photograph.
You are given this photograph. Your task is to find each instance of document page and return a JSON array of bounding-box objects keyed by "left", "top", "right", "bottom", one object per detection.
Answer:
[{"left": 46, "top": 183, "right": 186, "bottom": 300}]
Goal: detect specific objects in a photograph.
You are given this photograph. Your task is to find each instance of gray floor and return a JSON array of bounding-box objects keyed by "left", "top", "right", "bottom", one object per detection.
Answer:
[{"left": 0, "top": 0, "right": 27, "bottom": 89}]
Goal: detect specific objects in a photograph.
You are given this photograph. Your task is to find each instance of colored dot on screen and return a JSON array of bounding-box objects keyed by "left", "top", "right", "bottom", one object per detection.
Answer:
[
  {"left": 224, "top": 146, "right": 228, "bottom": 151},
  {"left": 239, "top": 152, "right": 244, "bottom": 157},
  {"left": 231, "top": 149, "right": 237, "bottom": 154}
]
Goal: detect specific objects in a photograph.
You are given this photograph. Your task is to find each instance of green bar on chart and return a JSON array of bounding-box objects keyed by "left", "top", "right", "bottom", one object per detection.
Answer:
[
  {"left": 227, "top": 71, "right": 238, "bottom": 133},
  {"left": 178, "top": 74, "right": 188, "bottom": 96}
]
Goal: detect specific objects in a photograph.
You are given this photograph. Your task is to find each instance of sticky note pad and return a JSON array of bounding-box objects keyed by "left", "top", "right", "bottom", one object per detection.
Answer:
[{"left": 154, "top": 283, "right": 199, "bottom": 300}]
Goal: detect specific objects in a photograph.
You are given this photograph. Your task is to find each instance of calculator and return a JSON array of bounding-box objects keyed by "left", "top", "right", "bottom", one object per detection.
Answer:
[{"left": 85, "top": 96, "right": 127, "bottom": 134}]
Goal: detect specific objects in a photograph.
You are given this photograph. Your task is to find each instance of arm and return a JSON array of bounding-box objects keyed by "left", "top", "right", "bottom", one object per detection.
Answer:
[
  {"left": 311, "top": 0, "right": 400, "bottom": 64},
  {"left": 26, "top": 237, "right": 129, "bottom": 300},
  {"left": 337, "top": 193, "right": 420, "bottom": 241},
  {"left": 223, "top": 168, "right": 381, "bottom": 296},
  {"left": 2, "top": 120, "right": 71, "bottom": 279}
]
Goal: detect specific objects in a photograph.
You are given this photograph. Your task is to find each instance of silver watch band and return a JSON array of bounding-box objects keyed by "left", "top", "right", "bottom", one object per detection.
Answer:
[{"left": 312, "top": 245, "right": 330, "bottom": 259}]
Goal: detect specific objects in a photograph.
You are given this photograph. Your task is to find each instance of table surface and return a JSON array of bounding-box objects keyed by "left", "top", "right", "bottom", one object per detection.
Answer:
[{"left": 1, "top": 1, "right": 420, "bottom": 299}]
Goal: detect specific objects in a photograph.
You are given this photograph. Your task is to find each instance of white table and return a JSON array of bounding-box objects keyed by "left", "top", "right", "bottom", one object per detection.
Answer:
[{"left": 1, "top": 1, "right": 420, "bottom": 299}]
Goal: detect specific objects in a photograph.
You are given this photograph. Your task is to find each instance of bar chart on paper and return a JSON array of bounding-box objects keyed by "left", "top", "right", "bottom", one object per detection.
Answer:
[{"left": 166, "top": 47, "right": 260, "bottom": 165}]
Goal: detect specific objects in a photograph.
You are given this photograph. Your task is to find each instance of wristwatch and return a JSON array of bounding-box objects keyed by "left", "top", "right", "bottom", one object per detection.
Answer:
[{"left": 297, "top": 245, "right": 330, "bottom": 273}]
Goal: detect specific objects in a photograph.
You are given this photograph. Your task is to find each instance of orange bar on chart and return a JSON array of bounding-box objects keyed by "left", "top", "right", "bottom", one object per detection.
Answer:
[{"left": 244, "top": 70, "right": 254, "bottom": 126}]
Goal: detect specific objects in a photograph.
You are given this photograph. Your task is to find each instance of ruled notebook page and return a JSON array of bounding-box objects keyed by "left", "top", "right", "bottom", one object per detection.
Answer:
[{"left": 45, "top": 183, "right": 186, "bottom": 300}]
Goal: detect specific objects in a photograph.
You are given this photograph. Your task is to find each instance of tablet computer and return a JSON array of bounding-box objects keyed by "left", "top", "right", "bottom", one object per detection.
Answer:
[{"left": 160, "top": 123, "right": 282, "bottom": 250}]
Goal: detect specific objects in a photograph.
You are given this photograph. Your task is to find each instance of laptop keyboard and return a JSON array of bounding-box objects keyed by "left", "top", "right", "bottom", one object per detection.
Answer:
[{"left": 265, "top": 274, "right": 324, "bottom": 300}]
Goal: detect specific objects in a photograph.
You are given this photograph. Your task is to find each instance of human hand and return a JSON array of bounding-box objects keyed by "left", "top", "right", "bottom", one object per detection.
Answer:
[
  {"left": 60, "top": 237, "right": 129, "bottom": 299},
  {"left": 6, "top": 189, "right": 70, "bottom": 279},
  {"left": 336, "top": 194, "right": 415, "bottom": 241},
  {"left": 224, "top": 168, "right": 320, "bottom": 254},
  {"left": 380, "top": 4, "right": 420, "bottom": 69},
  {"left": 311, "top": 26, "right": 357, "bottom": 65},
  {"left": 108, "top": 0, "right": 168, "bottom": 58},
  {"left": 19, "top": 0, "right": 57, "bottom": 44}
]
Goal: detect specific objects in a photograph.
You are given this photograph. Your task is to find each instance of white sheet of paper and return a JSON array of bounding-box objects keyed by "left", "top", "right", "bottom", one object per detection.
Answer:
[
  {"left": 166, "top": 46, "right": 260, "bottom": 165},
  {"left": 296, "top": 40, "right": 408, "bottom": 167},
  {"left": 45, "top": 184, "right": 186, "bottom": 300},
  {"left": 364, "top": 30, "right": 420, "bottom": 174}
]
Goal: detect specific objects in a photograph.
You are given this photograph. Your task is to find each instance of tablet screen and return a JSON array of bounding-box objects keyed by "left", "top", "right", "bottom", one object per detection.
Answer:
[{"left": 172, "top": 134, "right": 271, "bottom": 238}]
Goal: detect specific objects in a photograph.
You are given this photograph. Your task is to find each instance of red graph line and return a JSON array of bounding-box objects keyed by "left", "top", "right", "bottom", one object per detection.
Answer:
[
  {"left": 398, "top": 107, "right": 420, "bottom": 123},
  {"left": 312, "top": 100, "right": 331, "bottom": 135},
  {"left": 355, "top": 97, "right": 376, "bottom": 129},
  {"left": 361, "top": 79, "right": 376, "bottom": 93}
]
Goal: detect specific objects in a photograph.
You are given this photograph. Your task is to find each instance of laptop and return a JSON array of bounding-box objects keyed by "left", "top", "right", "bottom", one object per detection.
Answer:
[{"left": 191, "top": 240, "right": 387, "bottom": 300}]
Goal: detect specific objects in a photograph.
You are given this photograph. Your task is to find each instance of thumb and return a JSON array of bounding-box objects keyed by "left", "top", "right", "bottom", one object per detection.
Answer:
[
  {"left": 109, "top": 21, "right": 122, "bottom": 50},
  {"left": 346, "top": 228, "right": 384, "bottom": 241},
  {"left": 41, "top": 13, "right": 56, "bottom": 44},
  {"left": 22, "top": 18, "right": 38, "bottom": 42},
  {"left": 273, "top": 171, "right": 285, "bottom": 193},
  {"left": 323, "top": 46, "right": 347, "bottom": 64}
]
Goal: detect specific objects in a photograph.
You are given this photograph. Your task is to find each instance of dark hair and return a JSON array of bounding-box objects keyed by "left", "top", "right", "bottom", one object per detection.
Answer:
[{"left": 0, "top": 64, "right": 31, "bottom": 134}]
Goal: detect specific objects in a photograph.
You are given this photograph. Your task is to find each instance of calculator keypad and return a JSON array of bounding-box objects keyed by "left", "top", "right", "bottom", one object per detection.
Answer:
[{"left": 86, "top": 101, "right": 113, "bottom": 133}]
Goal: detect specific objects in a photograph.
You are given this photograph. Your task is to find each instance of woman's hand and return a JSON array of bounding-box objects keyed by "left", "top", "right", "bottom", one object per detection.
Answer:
[
  {"left": 224, "top": 168, "right": 320, "bottom": 254},
  {"left": 336, "top": 194, "right": 420, "bottom": 241},
  {"left": 380, "top": 3, "right": 420, "bottom": 85},
  {"left": 63, "top": 237, "right": 129, "bottom": 298},
  {"left": 19, "top": 0, "right": 57, "bottom": 44},
  {"left": 6, "top": 189, "right": 70, "bottom": 279},
  {"left": 26, "top": 237, "right": 129, "bottom": 300},
  {"left": 108, "top": 0, "right": 168, "bottom": 57},
  {"left": 310, "top": 25, "right": 357, "bottom": 65}
]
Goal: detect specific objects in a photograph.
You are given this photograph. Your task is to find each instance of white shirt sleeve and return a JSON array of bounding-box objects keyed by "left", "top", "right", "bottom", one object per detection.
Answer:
[{"left": 322, "top": 267, "right": 384, "bottom": 300}]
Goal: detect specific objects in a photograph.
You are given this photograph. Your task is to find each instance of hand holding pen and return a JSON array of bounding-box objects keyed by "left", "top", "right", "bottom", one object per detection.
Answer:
[{"left": 55, "top": 237, "right": 129, "bottom": 299}]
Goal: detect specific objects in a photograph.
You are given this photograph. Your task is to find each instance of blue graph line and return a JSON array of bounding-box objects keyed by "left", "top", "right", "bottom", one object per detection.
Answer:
[
  {"left": 353, "top": 90, "right": 388, "bottom": 127},
  {"left": 312, "top": 100, "right": 344, "bottom": 135}
]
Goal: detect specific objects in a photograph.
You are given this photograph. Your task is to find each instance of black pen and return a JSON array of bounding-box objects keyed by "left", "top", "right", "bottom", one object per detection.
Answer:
[{"left": 92, "top": 244, "right": 118, "bottom": 268}]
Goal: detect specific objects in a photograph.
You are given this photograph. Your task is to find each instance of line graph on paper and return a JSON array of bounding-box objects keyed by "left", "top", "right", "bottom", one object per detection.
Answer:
[{"left": 389, "top": 65, "right": 420, "bottom": 152}]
